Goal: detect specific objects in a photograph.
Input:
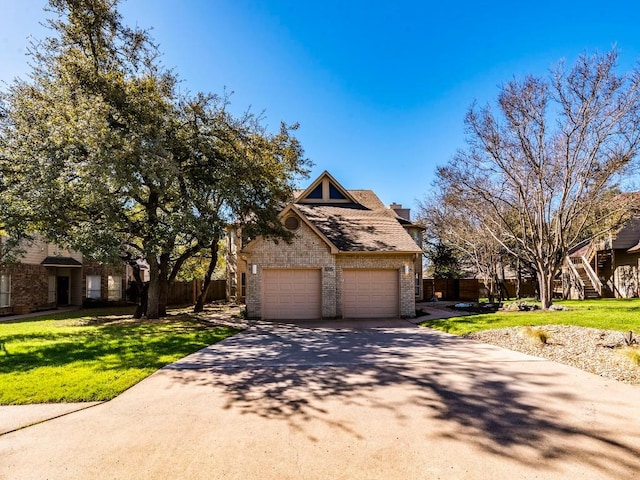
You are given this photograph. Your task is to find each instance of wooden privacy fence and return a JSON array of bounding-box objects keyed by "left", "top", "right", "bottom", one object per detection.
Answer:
[
  {"left": 502, "top": 279, "right": 537, "bottom": 298},
  {"left": 422, "top": 279, "right": 479, "bottom": 302},
  {"left": 424, "top": 278, "right": 558, "bottom": 302},
  {"left": 166, "top": 279, "right": 227, "bottom": 305},
  {"left": 477, "top": 279, "right": 539, "bottom": 299}
]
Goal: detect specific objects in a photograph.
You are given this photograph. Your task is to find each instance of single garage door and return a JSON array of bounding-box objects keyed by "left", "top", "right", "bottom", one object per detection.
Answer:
[
  {"left": 262, "top": 269, "right": 322, "bottom": 320},
  {"left": 343, "top": 269, "right": 399, "bottom": 318}
]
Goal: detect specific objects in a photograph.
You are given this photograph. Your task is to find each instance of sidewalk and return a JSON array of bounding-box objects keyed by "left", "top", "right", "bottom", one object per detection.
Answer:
[
  {"left": 0, "top": 402, "right": 102, "bottom": 435},
  {"left": 414, "top": 300, "right": 474, "bottom": 322},
  {"left": 0, "top": 306, "right": 81, "bottom": 323}
]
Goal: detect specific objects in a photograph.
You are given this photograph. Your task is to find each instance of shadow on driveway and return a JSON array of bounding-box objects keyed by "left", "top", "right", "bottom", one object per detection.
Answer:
[{"left": 162, "top": 323, "right": 640, "bottom": 478}]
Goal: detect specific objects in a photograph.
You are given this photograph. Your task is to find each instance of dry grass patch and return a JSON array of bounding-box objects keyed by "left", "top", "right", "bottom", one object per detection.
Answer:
[
  {"left": 621, "top": 346, "right": 640, "bottom": 366},
  {"left": 521, "top": 326, "right": 550, "bottom": 345}
]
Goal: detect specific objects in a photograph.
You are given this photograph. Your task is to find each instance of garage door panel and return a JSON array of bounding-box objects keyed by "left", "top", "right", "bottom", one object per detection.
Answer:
[
  {"left": 263, "top": 269, "right": 321, "bottom": 320},
  {"left": 343, "top": 269, "right": 398, "bottom": 318}
]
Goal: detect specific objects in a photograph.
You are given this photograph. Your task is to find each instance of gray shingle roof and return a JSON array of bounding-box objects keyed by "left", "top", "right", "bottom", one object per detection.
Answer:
[{"left": 295, "top": 189, "right": 422, "bottom": 253}]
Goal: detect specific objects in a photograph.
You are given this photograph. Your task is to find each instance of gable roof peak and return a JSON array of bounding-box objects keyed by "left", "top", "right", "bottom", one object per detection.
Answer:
[{"left": 296, "top": 170, "right": 357, "bottom": 204}]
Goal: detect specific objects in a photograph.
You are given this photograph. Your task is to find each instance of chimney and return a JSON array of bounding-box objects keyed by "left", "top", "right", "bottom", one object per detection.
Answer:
[{"left": 389, "top": 202, "right": 411, "bottom": 221}]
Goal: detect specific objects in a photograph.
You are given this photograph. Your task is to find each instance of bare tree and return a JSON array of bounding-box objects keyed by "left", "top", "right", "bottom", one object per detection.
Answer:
[
  {"left": 436, "top": 50, "right": 640, "bottom": 309},
  {"left": 418, "top": 194, "right": 508, "bottom": 301}
]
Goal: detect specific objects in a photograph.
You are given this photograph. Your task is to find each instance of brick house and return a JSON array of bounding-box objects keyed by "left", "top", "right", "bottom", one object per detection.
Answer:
[
  {"left": 564, "top": 216, "right": 640, "bottom": 299},
  {"left": 227, "top": 171, "right": 424, "bottom": 320},
  {"left": 0, "top": 236, "right": 126, "bottom": 315}
]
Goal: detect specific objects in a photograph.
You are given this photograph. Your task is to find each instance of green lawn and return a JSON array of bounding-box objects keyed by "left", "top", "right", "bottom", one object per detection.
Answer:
[
  {"left": 420, "top": 298, "right": 640, "bottom": 335},
  {"left": 0, "top": 307, "right": 240, "bottom": 405}
]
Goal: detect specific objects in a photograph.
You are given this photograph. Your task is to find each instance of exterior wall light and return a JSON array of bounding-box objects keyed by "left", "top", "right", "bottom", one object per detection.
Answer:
[
  {"left": 403, "top": 264, "right": 410, "bottom": 275},
  {"left": 252, "top": 264, "right": 257, "bottom": 275}
]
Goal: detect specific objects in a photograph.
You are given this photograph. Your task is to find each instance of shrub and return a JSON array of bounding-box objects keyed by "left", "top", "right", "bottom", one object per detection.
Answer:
[
  {"left": 522, "top": 326, "right": 549, "bottom": 345},
  {"left": 621, "top": 331, "right": 638, "bottom": 346},
  {"left": 503, "top": 301, "right": 540, "bottom": 312},
  {"left": 621, "top": 346, "right": 640, "bottom": 366}
]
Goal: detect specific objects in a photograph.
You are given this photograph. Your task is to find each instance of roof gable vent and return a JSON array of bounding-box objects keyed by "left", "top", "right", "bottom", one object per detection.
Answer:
[{"left": 284, "top": 216, "right": 300, "bottom": 231}]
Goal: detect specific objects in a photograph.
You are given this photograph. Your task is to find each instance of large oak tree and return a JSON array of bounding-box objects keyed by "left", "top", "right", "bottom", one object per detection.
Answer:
[{"left": 0, "top": 0, "right": 309, "bottom": 318}]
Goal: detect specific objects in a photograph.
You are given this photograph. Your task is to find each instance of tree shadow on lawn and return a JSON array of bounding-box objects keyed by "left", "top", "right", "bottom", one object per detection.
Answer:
[
  {"left": 163, "top": 324, "right": 640, "bottom": 477},
  {"left": 0, "top": 323, "right": 237, "bottom": 374}
]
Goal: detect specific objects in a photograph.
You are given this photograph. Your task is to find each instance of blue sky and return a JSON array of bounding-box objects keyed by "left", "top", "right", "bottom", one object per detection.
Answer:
[{"left": 2, "top": 1, "right": 640, "bottom": 213}]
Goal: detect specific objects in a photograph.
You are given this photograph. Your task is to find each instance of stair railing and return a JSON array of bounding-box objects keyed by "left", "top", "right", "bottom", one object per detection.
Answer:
[
  {"left": 584, "top": 241, "right": 597, "bottom": 264},
  {"left": 565, "top": 256, "right": 585, "bottom": 299}
]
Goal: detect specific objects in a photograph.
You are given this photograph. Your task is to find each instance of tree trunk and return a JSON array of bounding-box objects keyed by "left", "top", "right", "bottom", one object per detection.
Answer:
[
  {"left": 537, "top": 268, "right": 554, "bottom": 310},
  {"left": 193, "top": 279, "right": 211, "bottom": 314},
  {"left": 157, "top": 253, "right": 170, "bottom": 317},
  {"left": 146, "top": 257, "right": 161, "bottom": 319},
  {"left": 134, "top": 283, "right": 149, "bottom": 319},
  {"left": 494, "top": 274, "right": 504, "bottom": 302},
  {"left": 194, "top": 240, "right": 219, "bottom": 313},
  {"left": 499, "top": 259, "right": 507, "bottom": 300},
  {"left": 516, "top": 259, "right": 521, "bottom": 300},
  {"left": 128, "top": 262, "right": 148, "bottom": 319},
  {"left": 158, "top": 279, "right": 168, "bottom": 317}
]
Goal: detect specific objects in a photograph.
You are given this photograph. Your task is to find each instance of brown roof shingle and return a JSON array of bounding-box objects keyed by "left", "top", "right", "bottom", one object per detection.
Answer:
[{"left": 295, "top": 190, "right": 421, "bottom": 253}]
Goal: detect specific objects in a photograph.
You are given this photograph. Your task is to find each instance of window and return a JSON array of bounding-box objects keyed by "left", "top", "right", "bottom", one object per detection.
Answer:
[
  {"left": 108, "top": 275, "right": 122, "bottom": 301},
  {"left": 307, "top": 184, "right": 323, "bottom": 199},
  {"left": 241, "top": 272, "right": 246, "bottom": 297},
  {"left": 48, "top": 276, "right": 56, "bottom": 303},
  {"left": 329, "top": 182, "right": 346, "bottom": 199},
  {"left": 0, "top": 274, "right": 10, "bottom": 307},
  {"left": 86, "top": 275, "right": 101, "bottom": 299},
  {"left": 415, "top": 273, "right": 421, "bottom": 297}
]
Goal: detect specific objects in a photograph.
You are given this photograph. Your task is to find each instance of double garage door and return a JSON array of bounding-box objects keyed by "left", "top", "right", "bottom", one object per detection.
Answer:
[{"left": 262, "top": 268, "right": 399, "bottom": 320}]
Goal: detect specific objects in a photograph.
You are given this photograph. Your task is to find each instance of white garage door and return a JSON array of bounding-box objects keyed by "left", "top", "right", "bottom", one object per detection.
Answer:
[
  {"left": 343, "top": 269, "right": 399, "bottom": 318},
  {"left": 262, "top": 269, "right": 322, "bottom": 320}
]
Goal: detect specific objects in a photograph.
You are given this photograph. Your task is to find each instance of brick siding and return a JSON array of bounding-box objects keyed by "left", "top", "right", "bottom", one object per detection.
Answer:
[{"left": 0, "top": 264, "right": 51, "bottom": 314}]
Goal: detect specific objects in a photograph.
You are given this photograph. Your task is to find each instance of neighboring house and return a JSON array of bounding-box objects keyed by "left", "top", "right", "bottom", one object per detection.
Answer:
[
  {"left": 563, "top": 217, "right": 640, "bottom": 299},
  {"left": 227, "top": 171, "right": 424, "bottom": 320},
  {"left": 0, "top": 236, "right": 126, "bottom": 315}
]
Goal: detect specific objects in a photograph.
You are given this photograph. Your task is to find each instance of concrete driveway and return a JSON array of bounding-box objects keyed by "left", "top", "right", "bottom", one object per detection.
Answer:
[{"left": 1, "top": 321, "right": 640, "bottom": 479}]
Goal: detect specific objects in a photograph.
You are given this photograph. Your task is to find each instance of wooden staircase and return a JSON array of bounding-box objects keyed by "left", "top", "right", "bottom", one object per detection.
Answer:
[
  {"left": 575, "top": 265, "right": 600, "bottom": 298},
  {"left": 566, "top": 252, "right": 603, "bottom": 299}
]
